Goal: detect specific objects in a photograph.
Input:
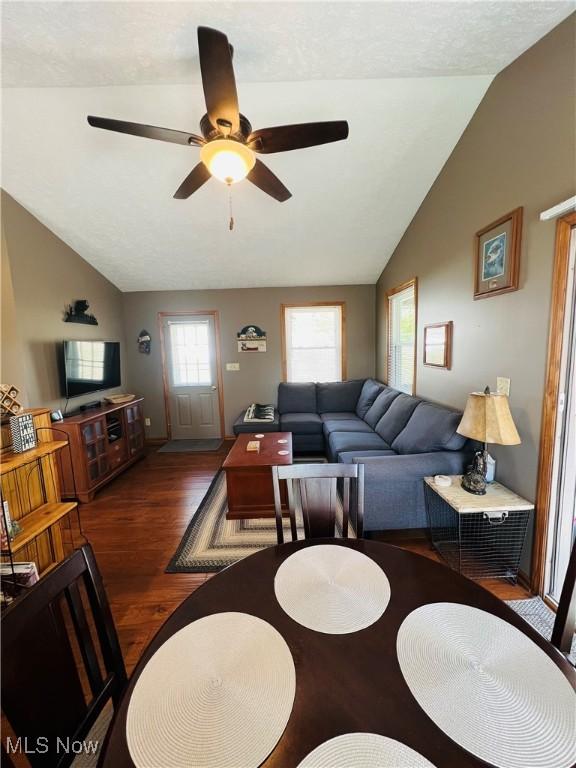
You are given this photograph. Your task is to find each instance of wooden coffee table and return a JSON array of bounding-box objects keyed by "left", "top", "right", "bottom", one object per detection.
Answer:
[{"left": 223, "top": 432, "right": 293, "bottom": 519}]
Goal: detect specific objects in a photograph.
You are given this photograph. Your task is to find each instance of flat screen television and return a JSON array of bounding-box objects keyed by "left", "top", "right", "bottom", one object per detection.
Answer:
[{"left": 60, "top": 340, "right": 121, "bottom": 398}]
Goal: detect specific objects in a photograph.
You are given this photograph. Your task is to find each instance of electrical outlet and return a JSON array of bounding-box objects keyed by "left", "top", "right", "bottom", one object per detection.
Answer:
[
  {"left": 144, "top": 417, "right": 151, "bottom": 427},
  {"left": 497, "top": 377, "right": 511, "bottom": 396},
  {"left": 226, "top": 362, "right": 240, "bottom": 371}
]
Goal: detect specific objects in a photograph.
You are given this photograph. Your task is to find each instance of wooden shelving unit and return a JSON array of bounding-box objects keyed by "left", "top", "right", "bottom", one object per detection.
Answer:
[
  {"left": 0, "top": 409, "right": 78, "bottom": 588},
  {"left": 6, "top": 501, "right": 77, "bottom": 552},
  {"left": 57, "top": 398, "right": 145, "bottom": 503},
  {"left": 0, "top": 440, "right": 69, "bottom": 475}
]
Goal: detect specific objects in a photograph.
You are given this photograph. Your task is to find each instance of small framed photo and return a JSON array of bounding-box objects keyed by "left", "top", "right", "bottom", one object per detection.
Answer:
[
  {"left": 474, "top": 207, "right": 522, "bottom": 300},
  {"left": 423, "top": 321, "right": 452, "bottom": 369}
]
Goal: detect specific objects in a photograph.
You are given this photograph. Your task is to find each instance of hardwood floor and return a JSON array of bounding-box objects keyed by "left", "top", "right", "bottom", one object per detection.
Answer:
[{"left": 72, "top": 443, "right": 531, "bottom": 674}]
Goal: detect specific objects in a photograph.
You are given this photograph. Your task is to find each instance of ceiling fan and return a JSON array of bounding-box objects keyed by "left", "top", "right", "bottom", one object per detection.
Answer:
[{"left": 87, "top": 26, "right": 349, "bottom": 203}]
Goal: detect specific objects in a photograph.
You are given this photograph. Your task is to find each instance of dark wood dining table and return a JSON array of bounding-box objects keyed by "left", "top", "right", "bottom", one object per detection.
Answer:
[{"left": 99, "top": 538, "right": 576, "bottom": 768}]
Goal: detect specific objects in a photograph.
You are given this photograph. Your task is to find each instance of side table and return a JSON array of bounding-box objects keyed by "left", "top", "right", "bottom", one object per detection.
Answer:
[{"left": 424, "top": 476, "right": 534, "bottom": 582}]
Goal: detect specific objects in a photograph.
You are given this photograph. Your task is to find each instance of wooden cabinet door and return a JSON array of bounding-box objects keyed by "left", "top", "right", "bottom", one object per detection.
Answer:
[
  {"left": 81, "top": 417, "right": 109, "bottom": 486},
  {"left": 125, "top": 403, "right": 144, "bottom": 457}
]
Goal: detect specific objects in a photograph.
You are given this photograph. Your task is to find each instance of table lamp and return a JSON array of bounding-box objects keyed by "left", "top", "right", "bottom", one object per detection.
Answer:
[{"left": 456, "top": 386, "right": 521, "bottom": 495}]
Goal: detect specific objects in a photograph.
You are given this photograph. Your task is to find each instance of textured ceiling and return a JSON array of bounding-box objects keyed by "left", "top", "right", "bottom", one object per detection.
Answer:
[
  {"left": 2, "top": 1, "right": 573, "bottom": 87},
  {"left": 1, "top": 2, "right": 572, "bottom": 291}
]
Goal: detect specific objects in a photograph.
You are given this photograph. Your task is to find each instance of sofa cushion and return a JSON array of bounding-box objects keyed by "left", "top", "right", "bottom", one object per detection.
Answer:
[
  {"left": 356, "top": 379, "right": 385, "bottom": 418},
  {"left": 280, "top": 412, "right": 323, "bottom": 434},
  {"left": 278, "top": 382, "right": 317, "bottom": 414},
  {"left": 328, "top": 431, "right": 390, "bottom": 461},
  {"left": 338, "top": 449, "right": 397, "bottom": 463},
  {"left": 317, "top": 380, "right": 364, "bottom": 414},
  {"left": 363, "top": 388, "right": 401, "bottom": 428},
  {"left": 322, "top": 418, "right": 373, "bottom": 437},
  {"left": 320, "top": 412, "right": 359, "bottom": 422},
  {"left": 374, "top": 394, "right": 420, "bottom": 444},
  {"left": 391, "top": 402, "right": 466, "bottom": 454}
]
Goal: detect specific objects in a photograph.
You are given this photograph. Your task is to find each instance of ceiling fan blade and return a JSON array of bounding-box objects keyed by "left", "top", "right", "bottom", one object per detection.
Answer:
[
  {"left": 173, "top": 163, "right": 211, "bottom": 199},
  {"left": 246, "top": 160, "right": 291, "bottom": 202},
  {"left": 197, "top": 27, "right": 240, "bottom": 134},
  {"left": 87, "top": 116, "right": 204, "bottom": 147},
  {"left": 248, "top": 121, "right": 349, "bottom": 154}
]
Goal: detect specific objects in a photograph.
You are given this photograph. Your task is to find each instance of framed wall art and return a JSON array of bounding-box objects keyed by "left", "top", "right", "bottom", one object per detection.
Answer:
[
  {"left": 474, "top": 207, "right": 522, "bottom": 300},
  {"left": 237, "top": 325, "right": 267, "bottom": 352},
  {"left": 423, "top": 321, "right": 452, "bottom": 369}
]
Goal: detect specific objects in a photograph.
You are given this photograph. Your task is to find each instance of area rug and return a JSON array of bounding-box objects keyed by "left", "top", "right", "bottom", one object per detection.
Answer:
[
  {"left": 506, "top": 597, "right": 575, "bottom": 666},
  {"left": 166, "top": 461, "right": 352, "bottom": 573},
  {"left": 158, "top": 439, "right": 223, "bottom": 453}
]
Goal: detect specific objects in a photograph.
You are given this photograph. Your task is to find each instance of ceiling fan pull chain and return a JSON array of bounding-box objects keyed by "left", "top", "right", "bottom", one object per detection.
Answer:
[{"left": 228, "top": 184, "right": 234, "bottom": 231}]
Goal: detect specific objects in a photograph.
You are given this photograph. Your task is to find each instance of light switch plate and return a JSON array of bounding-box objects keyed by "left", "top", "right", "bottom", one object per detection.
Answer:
[
  {"left": 226, "top": 362, "right": 240, "bottom": 371},
  {"left": 144, "top": 417, "right": 151, "bottom": 427},
  {"left": 497, "top": 377, "right": 511, "bottom": 396}
]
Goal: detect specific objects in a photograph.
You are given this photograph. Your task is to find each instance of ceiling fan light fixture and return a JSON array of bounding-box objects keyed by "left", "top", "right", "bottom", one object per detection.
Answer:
[{"left": 200, "top": 139, "right": 255, "bottom": 184}]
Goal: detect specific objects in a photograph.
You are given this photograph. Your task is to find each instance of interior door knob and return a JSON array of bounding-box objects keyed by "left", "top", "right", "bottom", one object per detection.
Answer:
[{"left": 211, "top": 386, "right": 217, "bottom": 391}]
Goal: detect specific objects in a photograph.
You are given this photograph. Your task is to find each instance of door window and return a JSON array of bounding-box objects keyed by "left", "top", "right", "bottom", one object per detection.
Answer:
[{"left": 168, "top": 321, "right": 212, "bottom": 386}]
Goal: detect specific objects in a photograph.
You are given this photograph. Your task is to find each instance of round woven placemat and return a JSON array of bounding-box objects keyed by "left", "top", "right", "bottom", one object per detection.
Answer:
[
  {"left": 296, "top": 733, "right": 436, "bottom": 767},
  {"left": 274, "top": 544, "right": 390, "bottom": 634},
  {"left": 126, "top": 612, "right": 296, "bottom": 768},
  {"left": 397, "top": 602, "right": 576, "bottom": 768}
]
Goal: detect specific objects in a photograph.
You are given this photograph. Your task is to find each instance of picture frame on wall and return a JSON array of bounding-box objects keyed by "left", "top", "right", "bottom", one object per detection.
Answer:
[
  {"left": 474, "top": 207, "right": 523, "bottom": 300},
  {"left": 423, "top": 321, "right": 452, "bottom": 369}
]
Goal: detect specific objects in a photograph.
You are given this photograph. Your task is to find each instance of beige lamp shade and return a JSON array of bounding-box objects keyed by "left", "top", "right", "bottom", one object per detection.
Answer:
[{"left": 457, "top": 392, "right": 521, "bottom": 445}]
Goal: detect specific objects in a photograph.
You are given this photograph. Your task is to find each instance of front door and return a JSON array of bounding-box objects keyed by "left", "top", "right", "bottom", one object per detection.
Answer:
[{"left": 161, "top": 314, "right": 222, "bottom": 440}]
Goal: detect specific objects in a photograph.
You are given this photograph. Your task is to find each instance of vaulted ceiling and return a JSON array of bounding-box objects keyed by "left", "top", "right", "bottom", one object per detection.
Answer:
[{"left": 2, "top": 2, "right": 572, "bottom": 291}]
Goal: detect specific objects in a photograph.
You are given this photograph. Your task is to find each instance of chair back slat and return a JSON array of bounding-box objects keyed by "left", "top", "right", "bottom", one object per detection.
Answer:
[
  {"left": 285, "top": 479, "right": 298, "bottom": 543},
  {"left": 272, "top": 466, "right": 285, "bottom": 545},
  {"left": 66, "top": 581, "right": 105, "bottom": 696},
  {"left": 272, "top": 463, "right": 365, "bottom": 543},
  {"left": 1, "top": 545, "right": 126, "bottom": 767},
  {"left": 300, "top": 477, "right": 337, "bottom": 539},
  {"left": 82, "top": 546, "right": 127, "bottom": 704},
  {"left": 551, "top": 538, "right": 576, "bottom": 655},
  {"left": 342, "top": 477, "right": 350, "bottom": 539}
]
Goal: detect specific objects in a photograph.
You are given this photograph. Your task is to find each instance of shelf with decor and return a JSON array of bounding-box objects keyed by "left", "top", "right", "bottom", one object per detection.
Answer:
[{"left": 0, "top": 408, "right": 79, "bottom": 597}]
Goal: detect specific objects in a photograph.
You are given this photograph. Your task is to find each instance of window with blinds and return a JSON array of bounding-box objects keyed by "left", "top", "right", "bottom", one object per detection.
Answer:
[
  {"left": 169, "top": 321, "right": 212, "bottom": 386},
  {"left": 283, "top": 304, "right": 344, "bottom": 383},
  {"left": 387, "top": 281, "right": 416, "bottom": 394}
]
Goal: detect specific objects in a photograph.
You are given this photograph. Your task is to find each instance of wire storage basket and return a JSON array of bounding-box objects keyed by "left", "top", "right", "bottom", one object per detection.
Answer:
[{"left": 424, "top": 482, "right": 530, "bottom": 582}]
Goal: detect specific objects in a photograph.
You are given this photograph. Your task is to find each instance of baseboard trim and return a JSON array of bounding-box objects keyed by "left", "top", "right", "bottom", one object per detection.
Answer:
[{"left": 147, "top": 436, "right": 234, "bottom": 445}]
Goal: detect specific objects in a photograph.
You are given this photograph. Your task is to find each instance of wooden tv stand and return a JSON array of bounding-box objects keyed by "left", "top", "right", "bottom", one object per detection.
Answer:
[{"left": 57, "top": 398, "right": 145, "bottom": 503}]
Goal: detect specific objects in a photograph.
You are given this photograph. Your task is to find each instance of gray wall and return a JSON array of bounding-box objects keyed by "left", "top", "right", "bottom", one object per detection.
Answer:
[
  {"left": 1, "top": 216, "right": 27, "bottom": 403},
  {"left": 1, "top": 191, "right": 126, "bottom": 411},
  {"left": 123, "top": 285, "right": 376, "bottom": 438},
  {"left": 375, "top": 16, "right": 576, "bottom": 573}
]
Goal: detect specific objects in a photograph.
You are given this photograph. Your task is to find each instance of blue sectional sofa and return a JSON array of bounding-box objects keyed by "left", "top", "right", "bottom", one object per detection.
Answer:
[{"left": 233, "top": 379, "right": 473, "bottom": 532}]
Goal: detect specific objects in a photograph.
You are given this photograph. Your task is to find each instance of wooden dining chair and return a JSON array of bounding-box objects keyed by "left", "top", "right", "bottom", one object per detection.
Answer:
[
  {"left": 551, "top": 537, "right": 576, "bottom": 657},
  {"left": 272, "top": 463, "right": 364, "bottom": 544},
  {"left": 1, "top": 544, "right": 127, "bottom": 767}
]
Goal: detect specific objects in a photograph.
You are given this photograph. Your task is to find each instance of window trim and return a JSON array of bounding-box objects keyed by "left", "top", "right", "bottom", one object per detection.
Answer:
[
  {"left": 280, "top": 302, "right": 347, "bottom": 383},
  {"left": 385, "top": 278, "right": 418, "bottom": 396}
]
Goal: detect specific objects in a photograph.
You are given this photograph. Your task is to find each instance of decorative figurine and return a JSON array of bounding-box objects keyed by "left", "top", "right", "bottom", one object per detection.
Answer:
[
  {"left": 461, "top": 450, "right": 488, "bottom": 495},
  {"left": 64, "top": 299, "right": 98, "bottom": 325},
  {"left": 138, "top": 330, "right": 151, "bottom": 354}
]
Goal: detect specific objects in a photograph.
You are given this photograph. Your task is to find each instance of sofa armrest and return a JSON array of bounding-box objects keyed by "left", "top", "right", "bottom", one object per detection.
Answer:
[
  {"left": 352, "top": 450, "right": 471, "bottom": 480},
  {"left": 351, "top": 451, "right": 472, "bottom": 532}
]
